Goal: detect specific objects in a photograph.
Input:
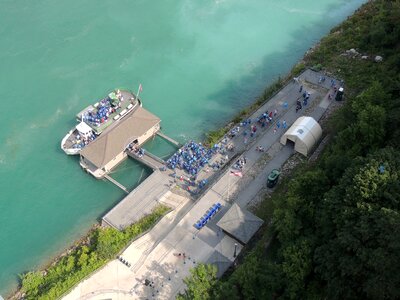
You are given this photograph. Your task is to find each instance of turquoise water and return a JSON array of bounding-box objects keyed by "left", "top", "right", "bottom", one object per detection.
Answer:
[{"left": 0, "top": 0, "right": 366, "bottom": 295}]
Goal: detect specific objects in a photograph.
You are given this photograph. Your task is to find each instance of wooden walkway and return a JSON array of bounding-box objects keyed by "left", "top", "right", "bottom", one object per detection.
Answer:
[
  {"left": 157, "top": 131, "right": 181, "bottom": 147},
  {"left": 104, "top": 174, "right": 129, "bottom": 194}
]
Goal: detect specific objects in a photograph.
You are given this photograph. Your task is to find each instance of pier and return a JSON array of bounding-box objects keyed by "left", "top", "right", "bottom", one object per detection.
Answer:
[
  {"left": 102, "top": 170, "right": 172, "bottom": 230},
  {"left": 104, "top": 174, "right": 129, "bottom": 194},
  {"left": 157, "top": 131, "right": 181, "bottom": 147}
]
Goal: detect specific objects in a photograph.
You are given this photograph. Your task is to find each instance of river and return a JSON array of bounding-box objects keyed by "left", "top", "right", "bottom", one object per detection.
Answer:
[{"left": 0, "top": 0, "right": 366, "bottom": 295}]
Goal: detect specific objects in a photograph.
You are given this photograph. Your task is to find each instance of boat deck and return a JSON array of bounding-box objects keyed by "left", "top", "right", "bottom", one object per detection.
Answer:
[
  {"left": 62, "top": 90, "right": 141, "bottom": 154},
  {"left": 81, "top": 90, "right": 140, "bottom": 135}
]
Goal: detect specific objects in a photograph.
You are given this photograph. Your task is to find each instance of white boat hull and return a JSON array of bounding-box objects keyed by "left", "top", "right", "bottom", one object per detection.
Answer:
[{"left": 61, "top": 130, "right": 81, "bottom": 155}]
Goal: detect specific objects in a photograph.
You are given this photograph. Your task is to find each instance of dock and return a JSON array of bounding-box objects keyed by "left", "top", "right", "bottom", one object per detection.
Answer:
[
  {"left": 102, "top": 170, "right": 172, "bottom": 230},
  {"left": 157, "top": 131, "right": 181, "bottom": 147},
  {"left": 104, "top": 174, "right": 130, "bottom": 194}
]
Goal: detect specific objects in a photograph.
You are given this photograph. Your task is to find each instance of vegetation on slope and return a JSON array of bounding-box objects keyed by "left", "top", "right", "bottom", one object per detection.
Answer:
[
  {"left": 19, "top": 205, "right": 169, "bottom": 300},
  {"left": 180, "top": 1, "right": 400, "bottom": 299}
]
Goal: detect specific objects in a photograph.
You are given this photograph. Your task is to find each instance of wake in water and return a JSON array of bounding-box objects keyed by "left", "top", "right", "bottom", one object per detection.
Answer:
[
  {"left": 178, "top": 133, "right": 190, "bottom": 144},
  {"left": 274, "top": 3, "right": 323, "bottom": 15},
  {"left": 30, "top": 108, "right": 64, "bottom": 129}
]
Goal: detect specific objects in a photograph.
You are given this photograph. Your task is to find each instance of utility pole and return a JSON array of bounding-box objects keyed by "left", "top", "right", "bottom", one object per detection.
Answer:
[{"left": 233, "top": 243, "right": 238, "bottom": 258}]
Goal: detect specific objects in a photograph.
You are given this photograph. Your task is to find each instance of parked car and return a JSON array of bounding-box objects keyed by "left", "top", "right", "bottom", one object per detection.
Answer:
[{"left": 267, "top": 169, "right": 280, "bottom": 188}]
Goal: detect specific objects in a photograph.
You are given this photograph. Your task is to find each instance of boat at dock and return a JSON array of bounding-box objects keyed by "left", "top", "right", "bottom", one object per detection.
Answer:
[{"left": 61, "top": 89, "right": 141, "bottom": 155}]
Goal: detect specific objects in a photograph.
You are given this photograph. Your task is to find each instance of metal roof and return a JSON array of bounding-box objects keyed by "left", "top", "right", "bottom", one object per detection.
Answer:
[{"left": 216, "top": 204, "right": 264, "bottom": 244}]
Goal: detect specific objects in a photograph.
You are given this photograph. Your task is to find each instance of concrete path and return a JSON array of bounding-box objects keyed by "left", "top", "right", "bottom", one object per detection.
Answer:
[{"left": 63, "top": 70, "right": 338, "bottom": 300}]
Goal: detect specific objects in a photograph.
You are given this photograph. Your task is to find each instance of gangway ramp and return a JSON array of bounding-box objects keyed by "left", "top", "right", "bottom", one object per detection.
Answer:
[{"left": 127, "top": 150, "right": 165, "bottom": 170}]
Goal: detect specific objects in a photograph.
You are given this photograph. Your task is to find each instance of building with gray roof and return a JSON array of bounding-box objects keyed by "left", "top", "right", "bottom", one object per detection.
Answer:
[{"left": 216, "top": 203, "right": 264, "bottom": 244}]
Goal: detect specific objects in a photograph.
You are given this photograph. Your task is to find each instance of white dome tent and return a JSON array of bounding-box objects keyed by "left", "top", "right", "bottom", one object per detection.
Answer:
[{"left": 280, "top": 116, "right": 322, "bottom": 156}]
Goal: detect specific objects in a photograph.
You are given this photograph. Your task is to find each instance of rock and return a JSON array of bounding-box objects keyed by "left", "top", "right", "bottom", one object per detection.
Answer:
[
  {"left": 375, "top": 55, "right": 383, "bottom": 62},
  {"left": 349, "top": 48, "right": 358, "bottom": 54},
  {"left": 361, "top": 55, "right": 369, "bottom": 60},
  {"left": 344, "top": 48, "right": 359, "bottom": 57}
]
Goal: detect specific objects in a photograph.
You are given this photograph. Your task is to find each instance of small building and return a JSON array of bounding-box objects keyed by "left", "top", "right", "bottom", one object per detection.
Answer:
[
  {"left": 216, "top": 203, "right": 264, "bottom": 244},
  {"left": 280, "top": 116, "right": 322, "bottom": 157},
  {"left": 80, "top": 106, "right": 161, "bottom": 178},
  {"left": 205, "top": 250, "right": 232, "bottom": 278}
]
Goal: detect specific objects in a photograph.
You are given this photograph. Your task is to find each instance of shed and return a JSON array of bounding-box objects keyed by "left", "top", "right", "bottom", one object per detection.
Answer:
[
  {"left": 216, "top": 204, "right": 264, "bottom": 244},
  {"left": 205, "top": 251, "right": 232, "bottom": 278},
  {"left": 280, "top": 116, "right": 322, "bottom": 156}
]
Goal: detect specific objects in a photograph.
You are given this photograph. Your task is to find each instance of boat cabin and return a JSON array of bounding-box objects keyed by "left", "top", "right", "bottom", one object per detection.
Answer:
[{"left": 76, "top": 122, "right": 93, "bottom": 139}]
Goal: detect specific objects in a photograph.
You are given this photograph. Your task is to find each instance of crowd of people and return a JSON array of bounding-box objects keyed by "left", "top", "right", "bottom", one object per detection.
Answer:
[
  {"left": 233, "top": 156, "right": 247, "bottom": 170},
  {"left": 73, "top": 132, "right": 97, "bottom": 149},
  {"left": 82, "top": 90, "right": 125, "bottom": 127},
  {"left": 167, "top": 141, "right": 215, "bottom": 175},
  {"left": 82, "top": 98, "right": 115, "bottom": 127},
  {"left": 229, "top": 126, "right": 241, "bottom": 138},
  {"left": 296, "top": 88, "right": 311, "bottom": 112},
  {"left": 126, "top": 143, "right": 145, "bottom": 158}
]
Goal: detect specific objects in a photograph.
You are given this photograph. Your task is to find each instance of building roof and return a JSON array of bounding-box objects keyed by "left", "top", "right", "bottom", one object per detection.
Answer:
[
  {"left": 280, "top": 116, "right": 322, "bottom": 156},
  {"left": 80, "top": 106, "right": 160, "bottom": 168},
  {"left": 216, "top": 204, "right": 264, "bottom": 244},
  {"left": 205, "top": 250, "right": 232, "bottom": 278}
]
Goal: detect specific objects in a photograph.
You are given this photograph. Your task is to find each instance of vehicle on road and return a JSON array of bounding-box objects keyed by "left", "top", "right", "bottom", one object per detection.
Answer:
[{"left": 267, "top": 169, "right": 280, "bottom": 188}]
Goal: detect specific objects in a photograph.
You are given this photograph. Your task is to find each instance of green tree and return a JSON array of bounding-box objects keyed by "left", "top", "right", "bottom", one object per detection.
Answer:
[
  {"left": 177, "top": 264, "right": 217, "bottom": 300},
  {"left": 20, "top": 271, "right": 43, "bottom": 297},
  {"left": 95, "top": 227, "right": 125, "bottom": 259},
  {"left": 315, "top": 149, "right": 400, "bottom": 300},
  {"left": 281, "top": 238, "right": 313, "bottom": 299}
]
